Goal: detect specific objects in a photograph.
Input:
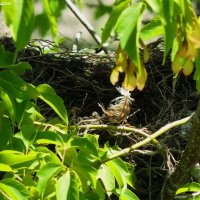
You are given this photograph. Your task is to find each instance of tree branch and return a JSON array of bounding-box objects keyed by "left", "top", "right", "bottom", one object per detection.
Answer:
[
  {"left": 101, "top": 115, "right": 193, "bottom": 163},
  {"left": 161, "top": 103, "right": 200, "bottom": 199},
  {"left": 64, "top": 0, "right": 108, "bottom": 52}
]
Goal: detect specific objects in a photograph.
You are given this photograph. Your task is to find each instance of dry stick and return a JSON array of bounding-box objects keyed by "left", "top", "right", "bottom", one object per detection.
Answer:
[
  {"left": 64, "top": 0, "right": 107, "bottom": 52},
  {"left": 101, "top": 114, "right": 193, "bottom": 163}
]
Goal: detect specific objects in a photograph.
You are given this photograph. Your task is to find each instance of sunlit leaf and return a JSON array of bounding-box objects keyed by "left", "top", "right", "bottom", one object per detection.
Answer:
[
  {"left": 101, "top": 0, "right": 130, "bottom": 44},
  {"left": 21, "top": 124, "right": 37, "bottom": 151},
  {"left": 0, "top": 70, "right": 39, "bottom": 99},
  {"left": 37, "top": 162, "right": 64, "bottom": 199},
  {"left": 0, "top": 164, "right": 13, "bottom": 172},
  {"left": 42, "top": 0, "right": 58, "bottom": 38},
  {"left": 0, "top": 116, "right": 13, "bottom": 151},
  {"left": 34, "top": 146, "right": 62, "bottom": 164},
  {"left": 106, "top": 158, "right": 131, "bottom": 189},
  {"left": 72, "top": 163, "right": 98, "bottom": 192},
  {"left": 0, "top": 150, "right": 41, "bottom": 169},
  {"left": 120, "top": 189, "right": 139, "bottom": 200},
  {"left": 176, "top": 182, "right": 200, "bottom": 194},
  {"left": 69, "top": 137, "right": 98, "bottom": 157},
  {"left": 35, "top": 131, "right": 64, "bottom": 146},
  {"left": 0, "top": 88, "right": 16, "bottom": 125},
  {"left": 140, "top": 17, "right": 164, "bottom": 41},
  {"left": 37, "top": 84, "right": 68, "bottom": 125},
  {"left": 115, "top": 3, "right": 144, "bottom": 66},
  {"left": 0, "top": 178, "right": 30, "bottom": 200},
  {"left": 2, "top": 0, "right": 34, "bottom": 51},
  {"left": 162, "top": 0, "right": 176, "bottom": 63},
  {"left": 98, "top": 164, "right": 115, "bottom": 196},
  {"left": 56, "top": 170, "right": 79, "bottom": 200}
]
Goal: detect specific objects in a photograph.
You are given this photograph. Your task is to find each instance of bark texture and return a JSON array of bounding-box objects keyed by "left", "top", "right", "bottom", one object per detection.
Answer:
[{"left": 161, "top": 101, "right": 200, "bottom": 199}]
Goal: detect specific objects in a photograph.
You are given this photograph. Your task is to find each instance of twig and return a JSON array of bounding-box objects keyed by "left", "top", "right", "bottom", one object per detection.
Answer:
[
  {"left": 64, "top": 0, "right": 108, "bottom": 53},
  {"left": 34, "top": 121, "right": 66, "bottom": 134},
  {"left": 70, "top": 124, "right": 160, "bottom": 148},
  {"left": 70, "top": 124, "right": 153, "bottom": 138},
  {"left": 101, "top": 114, "right": 193, "bottom": 163}
]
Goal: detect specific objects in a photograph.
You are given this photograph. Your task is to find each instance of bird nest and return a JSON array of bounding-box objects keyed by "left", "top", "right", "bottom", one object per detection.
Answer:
[{"left": 3, "top": 37, "right": 199, "bottom": 199}]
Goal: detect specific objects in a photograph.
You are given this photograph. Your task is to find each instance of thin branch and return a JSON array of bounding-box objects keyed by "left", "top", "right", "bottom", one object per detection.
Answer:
[
  {"left": 64, "top": 0, "right": 108, "bottom": 52},
  {"left": 70, "top": 124, "right": 150, "bottom": 137},
  {"left": 34, "top": 121, "right": 66, "bottom": 134},
  {"left": 101, "top": 114, "right": 193, "bottom": 163},
  {"left": 70, "top": 123, "right": 160, "bottom": 146},
  {"left": 33, "top": 114, "right": 193, "bottom": 164}
]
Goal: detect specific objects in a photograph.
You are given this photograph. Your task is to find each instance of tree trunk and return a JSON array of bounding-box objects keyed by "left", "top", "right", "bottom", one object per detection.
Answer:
[{"left": 161, "top": 101, "right": 200, "bottom": 199}]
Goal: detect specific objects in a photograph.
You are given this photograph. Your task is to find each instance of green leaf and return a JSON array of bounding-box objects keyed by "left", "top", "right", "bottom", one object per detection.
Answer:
[
  {"left": 84, "top": 134, "right": 99, "bottom": 149},
  {"left": 14, "top": 0, "right": 34, "bottom": 51},
  {"left": 0, "top": 88, "right": 16, "bottom": 125},
  {"left": 42, "top": 0, "right": 58, "bottom": 38},
  {"left": 140, "top": 17, "right": 164, "bottom": 41},
  {"left": 72, "top": 163, "right": 98, "bottom": 192},
  {"left": 0, "top": 178, "right": 30, "bottom": 200},
  {"left": 64, "top": 148, "right": 78, "bottom": 166},
  {"left": 48, "top": 0, "right": 66, "bottom": 17},
  {"left": 96, "top": 179, "right": 106, "bottom": 200},
  {"left": 145, "top": 0, "right": 162, "bottom": 13},
  {"left": 0, "top": 77, "right": 21, "bottom": 99},
  {"left": 2, "top": 0, "right": 35, "bottom": 51},
  {"left": 1, "top": 0, "right": 16, "bottom": 26},
  {"left": 162, "top": 0, "right": 176, "bottom": 63},
  {"left": 56, "top": 170, "right": 79, "bottom": 200},
  {"left": 21, "top": 124, "right": 37, "bottom": 151},
  {"left": 115, "top": 3, "right": 144, "bottom": 66},
  {"left": 191, "top": 165, "right": 200, "bottom": 180},
  {"left": 176, "top": 182, "right": 200, "bottom": 194},
  {"left": 0, "top": 164, "right": 13, "bottom": 172},
  {"left": 98, "top": 164, "right": 115, "bottom": 195},
  {"left": 8, "top": 137, "right": 25, "bottom": 152},
  {"left": 106, "top": 158, "right": 131, "bottom": 189},
  {"left": 0, "top": 150, "right": 40, "bottom": 169},
  {"left": 37, "top": 84, "right": 68, "bottom": 125},
  {"left": 35, "top": 131, "right": 64, "bottom": 146},
  {"left": 0, "top": 116, "right": 13, "bottom": 150},
  {"left": 0, "top": 70, "right": 39, "bottom": 100},
  {"left": 35, "top": 146, "right": 62, "bottom": 164},
  {"left": 95, "top": 4, "right": 112, "bottom": 19},
  {"left": 34, "top": 13, "right": 50, "bottom": 37},
  {"left": 69, "top": 137, "right": 98, "bottom": 157},
  {"left": 119, "top": 189, "right": 139, "bottom": 200},
  {"left": 101, "top": 0, "right": 130, "bottom": 44},
  {"left": 126, "top": 163, "right": 136, "bottom": 188},
  {"left": 37, "top": 162, "right": 64, "bottom": 199},
  {"left": 0, "top": 46, "right": 15, "bottom": 65},
  {"left": 0, "top": 62, "right": 32, "bottom": 75}
]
